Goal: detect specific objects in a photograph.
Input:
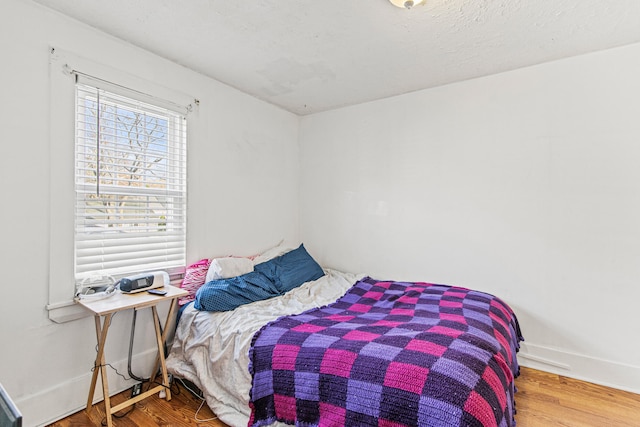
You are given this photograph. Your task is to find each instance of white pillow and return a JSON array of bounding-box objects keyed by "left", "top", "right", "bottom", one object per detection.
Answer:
[
  {"left": 205, "top": 257, "right": 255, "bottom": 283},
  {"left": 252, "top": 242, "right": 295, "bottom": 265}
]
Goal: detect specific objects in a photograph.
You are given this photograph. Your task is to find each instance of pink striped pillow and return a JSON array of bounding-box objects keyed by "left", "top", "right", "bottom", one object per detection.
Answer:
[{"left": 178, "top": 258, "right": 211, "bottom": 306}]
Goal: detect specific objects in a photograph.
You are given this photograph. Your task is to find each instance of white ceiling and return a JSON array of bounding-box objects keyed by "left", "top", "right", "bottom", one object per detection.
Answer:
[{"left": 33, "top": 0, "right": 640, "bottom": 115}]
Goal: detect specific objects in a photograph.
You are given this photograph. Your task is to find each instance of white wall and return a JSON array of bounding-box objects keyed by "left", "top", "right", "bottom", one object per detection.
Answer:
[
  {"left": 0, "top": 1, "right": 299, "bottom": 426},
  {"left": 299, "top": 42, "right": 640, "bottom": 393},
  {"left": 2, "top": 1, "right": 639, "bottom": 425}
]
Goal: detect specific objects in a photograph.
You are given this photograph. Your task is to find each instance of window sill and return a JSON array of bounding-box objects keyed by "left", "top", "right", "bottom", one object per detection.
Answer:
[
  {"left": 47, "top": 267, "right": 185, "bottom": 323},
  {"left": 47, "top": 300, "right": 91, "bottom": 323}
]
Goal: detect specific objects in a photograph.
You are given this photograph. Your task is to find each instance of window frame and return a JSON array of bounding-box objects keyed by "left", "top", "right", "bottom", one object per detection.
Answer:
[{"left": 47, "top": 48, "right": 195, "bottom": 323}]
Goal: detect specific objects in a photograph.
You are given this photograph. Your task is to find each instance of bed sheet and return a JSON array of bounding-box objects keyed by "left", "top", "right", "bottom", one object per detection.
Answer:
[{"left": 166, "top": 269, "right": 362, "bottom": 427}]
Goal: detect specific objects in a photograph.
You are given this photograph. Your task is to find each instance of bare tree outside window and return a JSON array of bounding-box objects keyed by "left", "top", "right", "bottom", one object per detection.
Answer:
[
  {"left": 75, "top": 84, "right": 186, "bottom": 278},
  {"left": 79, "top": 99, "right": 170, "bottom": 233}
]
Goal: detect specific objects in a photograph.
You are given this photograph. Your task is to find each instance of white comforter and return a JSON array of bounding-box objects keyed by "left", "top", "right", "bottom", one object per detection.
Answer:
[{"left": 166, "top": 269, "right": 362, "bottom": 427}]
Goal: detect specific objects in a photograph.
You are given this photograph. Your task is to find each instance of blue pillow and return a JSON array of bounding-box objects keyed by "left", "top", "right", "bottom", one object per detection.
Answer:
[
  {"left": 194, "top": 271, "right": 280, "bottom": 312},
  {"left": 253, "top": 244, "right": 325, "bottom": 293}
]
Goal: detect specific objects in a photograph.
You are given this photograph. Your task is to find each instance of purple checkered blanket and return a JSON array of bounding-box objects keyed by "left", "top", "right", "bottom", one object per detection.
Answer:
[{"left": 249, "top": 277, "right": 523, "bottom": 427}]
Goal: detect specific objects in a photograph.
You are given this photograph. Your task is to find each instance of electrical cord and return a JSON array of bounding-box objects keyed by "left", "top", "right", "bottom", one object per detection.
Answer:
[
  {"left": 128, "top": 308, "right": 150, "bottom": 383},
  {"left": 176, "top": 378, "right": 218, "bottom": 423},
  {"left": 194, "top": 399, "right": 218, "bottom": 423},
  {"left": 91, "top": 312, "right": 133, "bottom": 383},
  {"left": 90, "top": 362, "right": 131, "bottom": 383},
  {"left": 128, "top": 307, "right": 167, "bottom": 382},
  {"left": 177, "top": 377, "right": 203, "bottom": 400}
]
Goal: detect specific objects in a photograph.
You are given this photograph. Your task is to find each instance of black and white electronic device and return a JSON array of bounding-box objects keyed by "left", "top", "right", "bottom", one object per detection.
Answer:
[{"left": 118, "top": 271, "right": 169, "bottom": 293}]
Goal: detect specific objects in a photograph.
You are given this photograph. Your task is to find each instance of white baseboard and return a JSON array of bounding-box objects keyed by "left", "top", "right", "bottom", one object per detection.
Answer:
[
  {"left": 15, "top": 348, "right": 159, "bottom": 427},
  {"left": 518, "top": 342, "right": 640, "bottom": 395}
]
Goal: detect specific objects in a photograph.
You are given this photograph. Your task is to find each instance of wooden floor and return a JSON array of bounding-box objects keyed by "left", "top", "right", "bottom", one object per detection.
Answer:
[
  {"left": 49, "top": 367, "right": 640, "bottom": 427},
  {"left": 515, "top": 367, "right": 640, "bottom": 427}
]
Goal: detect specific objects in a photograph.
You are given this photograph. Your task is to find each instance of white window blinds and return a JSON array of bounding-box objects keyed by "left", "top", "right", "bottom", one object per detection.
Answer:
[{"left": 74, "top": 81, "right": 187, "bottom": 282}]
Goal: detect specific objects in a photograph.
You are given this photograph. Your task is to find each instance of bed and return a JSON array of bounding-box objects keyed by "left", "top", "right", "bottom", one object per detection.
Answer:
[{"left": 166, "top": 246, "right": 523, "bottom": 427}]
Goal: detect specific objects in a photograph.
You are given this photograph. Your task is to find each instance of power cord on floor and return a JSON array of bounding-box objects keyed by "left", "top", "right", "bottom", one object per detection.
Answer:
[
  {"left": 177, "top": 377, "right": 203, "bottom": 399},
  {"left": 194, "top": 399, "right": 218, "bottom": 423},
  {"left": 176, "top": 378, "right": 218, "bottom": 423}
]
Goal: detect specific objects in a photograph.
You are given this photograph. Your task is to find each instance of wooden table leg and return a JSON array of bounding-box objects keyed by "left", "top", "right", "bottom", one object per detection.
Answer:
[
  {"left": 151, "top": 306, "right": 172, "bottom": 401},
  {"left": 86, "top": 313, "right": 113, "bottom": 427},
  {"left": 148, "top": 299, "right": 179, "bottom": 390}
]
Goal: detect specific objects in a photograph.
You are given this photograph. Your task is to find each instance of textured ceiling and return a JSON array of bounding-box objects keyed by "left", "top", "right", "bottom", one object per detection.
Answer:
[{"left": 32, "top": 0, "right": 640, "bottom": 115}]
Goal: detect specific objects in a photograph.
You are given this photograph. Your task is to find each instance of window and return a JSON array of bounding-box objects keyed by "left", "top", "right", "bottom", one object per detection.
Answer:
[
  {"left": 47, "top": 48, "right": 196, "bottom": 322},
  {"left": 74, "top": 80, "right": 187, "bottom": 283}
]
